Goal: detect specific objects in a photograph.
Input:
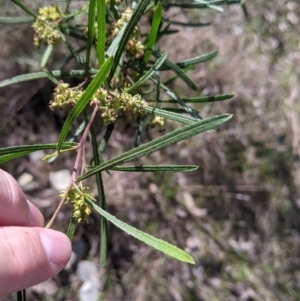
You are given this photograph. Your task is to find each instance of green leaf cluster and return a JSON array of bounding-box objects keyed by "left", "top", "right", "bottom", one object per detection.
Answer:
[{"left": 0, "top": 0, "right": 239, "bottom": 273}]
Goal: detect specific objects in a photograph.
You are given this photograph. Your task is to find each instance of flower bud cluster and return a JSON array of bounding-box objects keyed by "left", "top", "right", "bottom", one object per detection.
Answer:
[
  {"left": 32, "top": 6, "right": 63, "bottom": 47},
  {"left": 105, "top": 0, "right": 121, "bottom": 4},
  {"left": 149, "top": 115, "right": 165, "bottom": 131},
  {"left": 49, "top": 81, "right": 83, "bottom": 110},
  {"left": 50, "top": 82, "right": 148, "bottom": 126},
  {"left": 94, "top": 89, "right": 148, "bottom": 125},
  {"left": 120, "top": 91, "right": 148, "bottom": 115},
  {"left": 91, "top": 88, "right": 118, "bottom": 125},
  {"left": 112, "top": 8, "right": 145, "bottom": 59},
  {"left": 60, "top": 186, "right": 94, "bottom": 223}
]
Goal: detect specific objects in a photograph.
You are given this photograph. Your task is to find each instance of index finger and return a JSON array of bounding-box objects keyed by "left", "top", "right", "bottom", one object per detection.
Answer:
[{"left": 0, "top": 169, "right": 44, "bottom": 227}]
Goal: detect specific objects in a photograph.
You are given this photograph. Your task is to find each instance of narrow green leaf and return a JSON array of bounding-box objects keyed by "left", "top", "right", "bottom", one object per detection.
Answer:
[
  {"left": 145, "top": 1, "right": 157, "bottom": 12},
  {"left": 0, "top": 142, "right": 77, "bottom": 164},
  {"left": 195, "top": 0, "right": 223, "bottom": 12},
  {"left": 162, "top": 18, "right": 210, "bottom": 27},
  {"left": 0, "top": 16, "right": 34, "bottom": 24},
  {"left": 144, "top": 106, "right": 197, "bottom": 125},
  {"left": 163, "top": 65, "right": 194, "bottom": 86},
  {"left": 89, "top": 124, "right": 107, "bottom": 267},
  {"left": 65, "top": 0, "right": 72, "bottom": 14},
  {"left": 67, "top": 217, "right": 76, "bottom": 241},
  {"left": 86, "top": 0, "right": 97, "bottom": 73},
  {"left": 152, "top": 52, "right": 197, "bottom": 91},
  {"left": 11, "top": 0, "right": 37, "bottom": 18},
  {"left": 87, "top": 200, "right": 195, "bottom": 264},
  {"left": 42, "top": 69, "right": 60, "bottom": 85},
  {"left": 157, "top": 28, "right": 179, "bottom": 40},
  {"left": 195, "top": 0, "right": 224, "bottom": 11},
  {"left": 59, "top": 31, "right": 86, "bottom": 66},
  {"left": 163, "top": 1, "right": 227, "bottom": 9},
  {"left": 176, "top": 51, "right": 219, "bottom": 69},
  {"left": 0, "top": 143, "right": 77, "bottom": 155},
  {"left": 111, "top": 165, "right": 198, "bottom": 172},
  {"left": 150, "top": 78, "right": 201, "bottom": 119},
  {"left": 96, "top": 0, "right": 106, "bottom": 65},
  {"left": 68, "top": 120, "right": 87, "bottom": 143},
  {"left": 41, "top": 45, "right": 53, "bottom": 68},
  {"left": 108, "top": 0, "right": 151, "bottom": 82},
  {"left": 207, "top": 4, "right": 224, "bottom": 12},
  {"left": 64, "top": 3, "right": 89, "bottom": 22},
  {"left": 241, "top": 1, "right": 249, "bottom": 20},
  {"left": 148, "top": 94, "right": 234, "bottom": 103},
  {"left": 106, "top": 23, "right": 127, "bottom": 58},
  {"left": 99, "top": 178, "right": 108, "bottom": 267},
  {"left": 57, "top": 57, "right": 113, "bottom": 151},
  {"left": 134, "top": 117, "right": 144, "bottom": 147},
  {"left": 61, "top": 27, "right": 87, "bottom": 41},
  {"left": 77, "top": 114, "right": 232, "bottom": 181},
  {"left": 125, "top": 53, "right": 167, "bottom": 93},
  {"left": 156, "top": 21, "right": 175, "bottom": 40},
  {"left": 91, "top": 124, "right": 114, "bottom": 175},
  {"left": 155, "top": 51, "right": 218, "bottom": 71},
  {"left": 0, "top": 151, "right": 33, "bottom": 164},
  {"left": 161, "top": 108, "right": 194, "bottom": 114},
  {"left": 144, "top": 2, "right": 162, "bottom": 64},
  {"left": 0, "top": 70, "right": 97, "bottom": 88},
  {"left": 59, "top": 46, "right": 86, "bottom": 70},
  {"left": 155, "top": 59, "right": 161, "bottom": 103},
  {"left": 98, "top": 124, "right": 114, "bottom": 155}
]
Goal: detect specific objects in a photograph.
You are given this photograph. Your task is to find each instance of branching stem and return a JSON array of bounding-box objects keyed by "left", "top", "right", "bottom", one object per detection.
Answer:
[{"left": 46, "top": 104, "right": 99, "bottom": 228}]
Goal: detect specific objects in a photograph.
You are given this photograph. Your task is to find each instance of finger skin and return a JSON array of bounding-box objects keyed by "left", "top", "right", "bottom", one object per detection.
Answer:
[
  {"left": 0, "top": 227, "right": 71, "bottom": 298},
  {"left": 0, "top": 169, "right": 44, "bottom": 227},
  {"left": 0, "top": 169, "right": 71, "bottom": 298}
]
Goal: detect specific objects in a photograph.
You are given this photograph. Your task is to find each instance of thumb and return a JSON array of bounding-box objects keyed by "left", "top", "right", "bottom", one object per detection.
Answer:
[{"left": 0, "top": 227, "right": 71, "bottom": 298}]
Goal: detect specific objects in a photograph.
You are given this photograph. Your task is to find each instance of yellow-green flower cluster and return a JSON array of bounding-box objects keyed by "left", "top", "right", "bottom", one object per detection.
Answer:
[
  {"left": 49, "top": 81, "right": 83, "bottom": 110},
  {"left": 112, "top": 8, "right": 145, "bottom": 59},
  {"left": 61, "top": 186, "right": 94, "bottom": 223},
  {"left": 95, "top": 89, "right": 148, "bottom": 126},
  {"left": 126, "top": 40, "right": 145, "bottom": 59},
  {"left": 112, "top": 8, "right": 133, "bottom": 35},
  {"left": 50, "top": 82, "right": 148, "bottom": 125},
  {"left": 149, "top": 115, "right": 165, "bottom": 131},
  {"left": 32, "top": 6, "right": 63, "bottom": 47},
  {"left": 105, "top": 0, "right": 121, "bottom": 5},
  {"left": 91, "top": 88, "right": 119, "bottom": 125},
  {"left": 120, "top": 91, "right": 148, "bottom": 115}
]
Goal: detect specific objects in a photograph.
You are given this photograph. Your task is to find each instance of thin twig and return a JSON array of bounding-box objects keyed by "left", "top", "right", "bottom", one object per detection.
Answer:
[{"left": 46, "top": 104, "right": 99, "bottom": 228}]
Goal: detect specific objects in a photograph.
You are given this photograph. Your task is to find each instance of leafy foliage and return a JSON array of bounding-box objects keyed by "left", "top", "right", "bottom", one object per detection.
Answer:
[{"left": 0, "top": 0, "right": 238, "bottom": 298}]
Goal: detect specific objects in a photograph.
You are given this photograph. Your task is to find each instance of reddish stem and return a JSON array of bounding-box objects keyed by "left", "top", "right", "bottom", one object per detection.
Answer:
[{"left": 46, "top": 104, "right": 99, "bottom": 228}]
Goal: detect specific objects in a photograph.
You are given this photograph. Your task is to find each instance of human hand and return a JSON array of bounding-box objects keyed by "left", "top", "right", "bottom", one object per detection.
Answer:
[{"left": 0, "top": 169, "right": 71, "bottom": 299}]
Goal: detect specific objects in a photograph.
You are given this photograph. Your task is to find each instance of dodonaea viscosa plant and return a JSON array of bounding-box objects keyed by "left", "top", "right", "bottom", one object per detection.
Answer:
[{"left": 0, "top": 0, "right": 237, "bottom": 299}]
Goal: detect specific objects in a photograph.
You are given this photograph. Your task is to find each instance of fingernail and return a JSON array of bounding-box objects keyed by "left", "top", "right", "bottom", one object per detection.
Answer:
[{"left": 39, "top": 230, "right": 71, "bottom": 267}]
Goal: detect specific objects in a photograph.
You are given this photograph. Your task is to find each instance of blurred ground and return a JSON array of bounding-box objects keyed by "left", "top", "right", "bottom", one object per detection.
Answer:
[{"left": 2, "top": 1, "right": 300, "bottom": 300}]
